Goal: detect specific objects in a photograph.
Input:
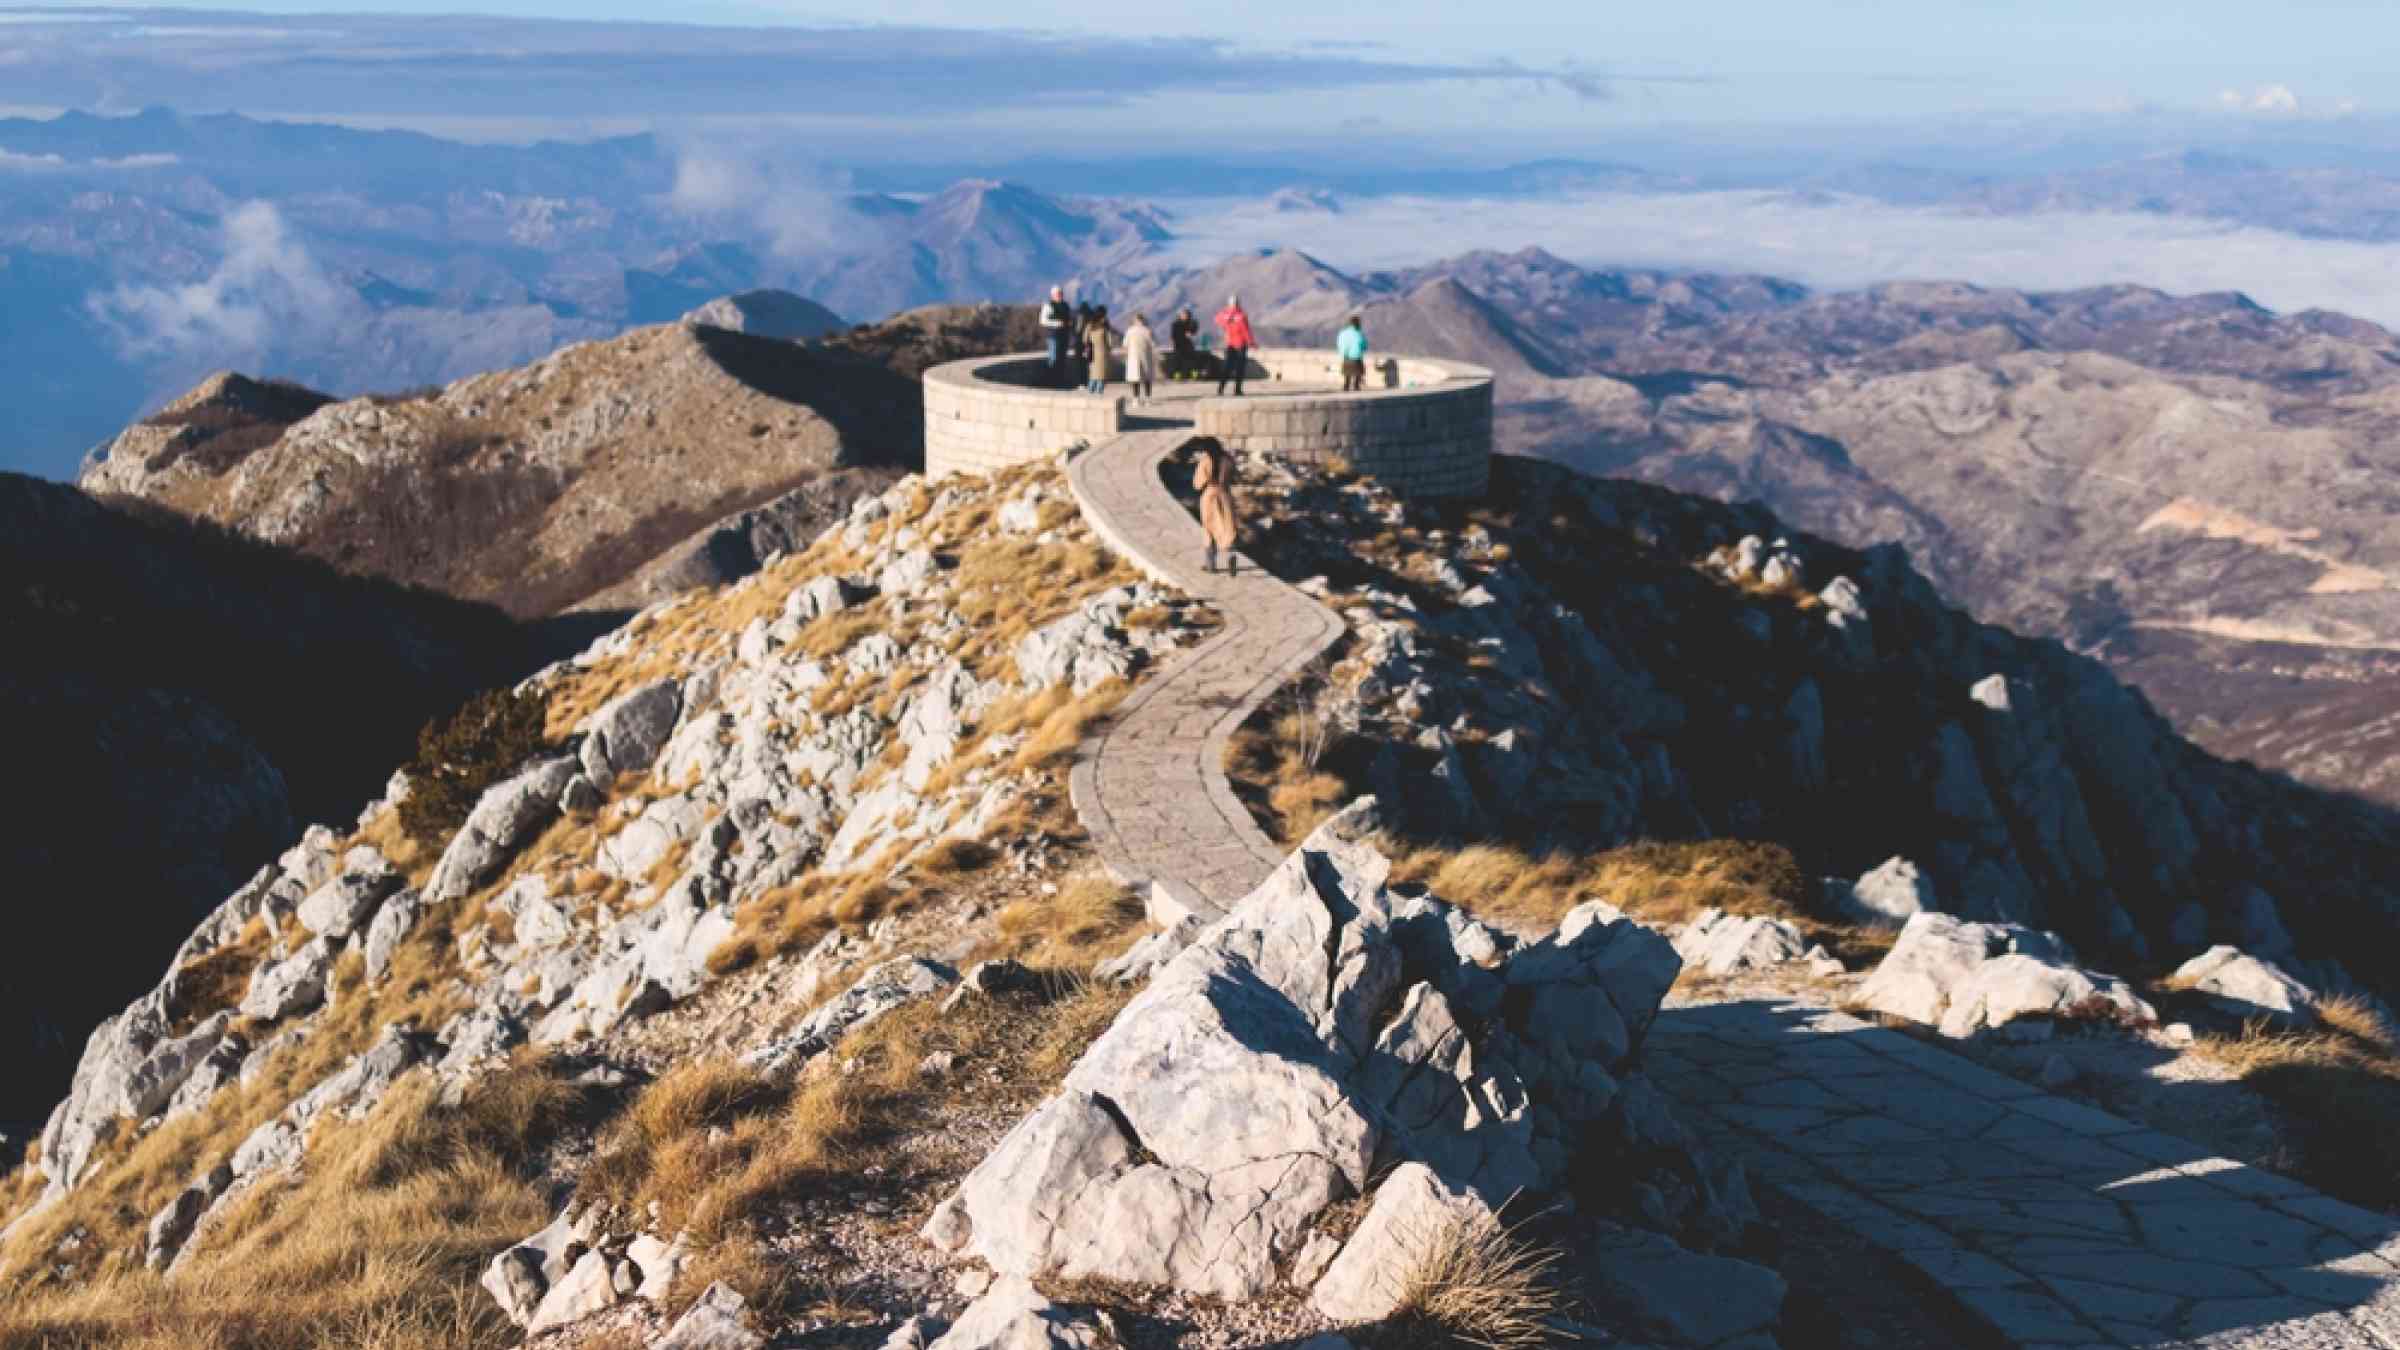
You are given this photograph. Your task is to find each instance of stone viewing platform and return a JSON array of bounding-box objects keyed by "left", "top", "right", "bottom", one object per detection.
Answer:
[{"left": 923, "top": 346, "right": 1493, "bottom": 497}]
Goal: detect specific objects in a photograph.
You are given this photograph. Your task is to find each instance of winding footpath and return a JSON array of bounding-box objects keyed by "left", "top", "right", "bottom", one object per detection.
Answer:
[
  {"left": 1058, "top": 428, "right": 2400, "bottom": 1348},
  {"left": 1064, "top": 428, "right": 1345, "bottom": 923}
]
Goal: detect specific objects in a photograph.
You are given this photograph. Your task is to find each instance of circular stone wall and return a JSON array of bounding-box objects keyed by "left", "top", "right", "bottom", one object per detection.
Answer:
[
  {"left": 924, "top": 354, "right": 1123, "bottom": 482},
  {"left": 1191, "top": 348, "right": 1492, "bottom": 498},
  {"left": 921, "top": 348, "right": 1493, "bottom": 497}
]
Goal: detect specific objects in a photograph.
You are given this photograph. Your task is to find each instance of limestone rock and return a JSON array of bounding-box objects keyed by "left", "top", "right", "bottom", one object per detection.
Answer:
[
  {"left": 1857, "top": 912, "right": 2151, "bottom": 1037},
  {"left": 744, "top": 957, "right": 959, "bottom": 1075},
  {"left": 426, "top": 755, "right": 580, "bottom": 902},
  {"left": 1309, "top": 1163, "right": 1493, "bottom": 1323},
  {"left": 653, "top": 1280, "right": 766, "bottom": 1350},
  {"left": 483, "top": 1208, "right": 594, "bottom": 1327},
  {"left": 1837, "top": 856, "right": 1930, "bottom": 929},
  {"left": 930, "top": 802, "right": 1686, "bottom": 1301},
  {"left": 294, "top": 855, "right": 401, "bottom": 939},
  {"left": 2173, "top": 945, "right": 2317, "bottom": 1025},
  {"left": 1674, "top": 908, "right": 1809, "bottom": 976},
  {"left": 927, "top": 1275, "right": 1109, "bottom": 1350},
  {"left": 362, "top": 888, "right": 424, "bottom": 983},
  {"left": 527, "top": 1248, "right": 620, "bottom": 1335},
  {"left": 240, "top": 937, "right": 336, "bottom": 1021},
  {"left": 580, "top": 679, "right": 684, "bottom": 782}
]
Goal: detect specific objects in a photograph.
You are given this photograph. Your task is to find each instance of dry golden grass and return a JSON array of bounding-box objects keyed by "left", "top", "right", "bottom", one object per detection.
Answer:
[
  {"left": 163, "top": 915, "right": 273, "bottom": 1036},
  {"left": 578, "top": 972, "right": 1135, "bottom": 1319},
  {"left": 348, "top": 809, "right": 437, "bottom": 888},
  {"left": 1384, "top": 838, "right": 1805, "bottom": 934},
  {"left": 0, "top": 1059, "right": 594, "bottom": 1350},
  {"left": 986, "top": 875, "right": 1148, "bottom": 969},
  {"left": 1358, "top": 1210, "right": 1568, "bottom": 1350},
  {"left": 1007, "top": 681, "right": 1128, "bottom": 775},
  {"left": 2181, "top": 998, "right": 2400, "bottom": 1208}
]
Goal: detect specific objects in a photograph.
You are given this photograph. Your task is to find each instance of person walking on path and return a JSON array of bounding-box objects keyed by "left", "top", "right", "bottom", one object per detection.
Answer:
[
  {"left": 1169, "top": 306, "right": 1200, "bottom": 379},
  {"left": 1214, "top": 295, "right": 1255, "bottom": 396},
  {"left": 1336, "top": 315, "right": 1369, "bottom": 391},
  {"left": 1123, "top": 312, "right": 1159, "bottom": 400},
  {"left": 1040, "top": 286, "right": 1073, "bottom": 387},
  {"left": 1083, "top": 306, "right": 1114, "bottom": 395},
  {"left": 1192, "top": 437, "right": 1240, "bottom": 575}
]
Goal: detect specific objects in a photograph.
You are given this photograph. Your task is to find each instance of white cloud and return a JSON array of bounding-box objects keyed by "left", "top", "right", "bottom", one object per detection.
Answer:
[
  {"left": 661, "top": 149, "right": 861, "bottom": 259},
  {"left": 89, "top": 202, "right": 359, "bottom": 365},
  {"left": 2218, "top": 83, "right": 2306, "bottom": 115},
  {"left": 0, "top": 149, "right": 179, "bottom": 171},
  {"left": 1165, "top": 189, "right": 2400, "bottom": 329}
]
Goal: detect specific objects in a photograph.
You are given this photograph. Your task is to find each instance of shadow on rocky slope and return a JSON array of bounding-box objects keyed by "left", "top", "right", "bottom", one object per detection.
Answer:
[
  {"left": 0, "top": 473, "right": 607, "bottom": 1128},
  {"left": 1236, "top": 453, "right": 2400, "bottom": 997}
]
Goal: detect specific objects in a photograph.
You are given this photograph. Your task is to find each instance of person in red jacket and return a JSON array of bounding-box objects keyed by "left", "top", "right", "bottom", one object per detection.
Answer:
[{"left": 1214, "top": 295, "right": 1255, "bottom": 396}]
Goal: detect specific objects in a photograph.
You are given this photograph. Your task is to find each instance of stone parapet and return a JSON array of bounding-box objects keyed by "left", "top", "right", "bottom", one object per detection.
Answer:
[
  {"left": 1192, "top": 348, "right": 1491, "bottom": 499},
  {"left": 924, "top": 355, "right": 1124, "bottom": 481},
  {"left": 922, "top": 348, "right": 1492, "bottom": 497}
]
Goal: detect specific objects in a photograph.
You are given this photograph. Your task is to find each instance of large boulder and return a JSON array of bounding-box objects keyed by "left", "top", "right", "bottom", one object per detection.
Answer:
[
  {"left": 2173, "top": 945, "right": 2317, "bottom": 1025},
  {"left": 1834, "top": 856, "right": 1930, "bottom": 929},
  {"left": 426, "top": 755, "right": 580, "bottom": 903},
  {"left": 1856, "top": 912, "right": 2153, "bottom": 1038},
  {"left": 1308, "top": 1163, "right": 1493, "bottom": 1324},
  {"left": 293, "top": 850, "right": 402, "bottom": 939},
  {"left": 924, "top": 801, "right": 1687, "bottom": 1300},
  {"left": 578, "top": 679, "right": 683, "bottom": 784},
  {"left": 239, "top": 937, "right": 337, "bottom": 1021}
]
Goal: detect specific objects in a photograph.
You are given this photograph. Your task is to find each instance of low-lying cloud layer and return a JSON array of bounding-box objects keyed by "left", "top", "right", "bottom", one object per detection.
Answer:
[
  {"left": 89, "top": 201, "right": 356, "bottom": 366},
  {"left": 1169, "top": 189, "right": 2400, "bottom": 327}
]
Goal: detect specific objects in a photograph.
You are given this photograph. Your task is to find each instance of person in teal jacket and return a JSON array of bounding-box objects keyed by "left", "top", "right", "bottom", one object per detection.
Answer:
[{"left": 1337, "top": 316, "right": 1370, "bottom": 391}]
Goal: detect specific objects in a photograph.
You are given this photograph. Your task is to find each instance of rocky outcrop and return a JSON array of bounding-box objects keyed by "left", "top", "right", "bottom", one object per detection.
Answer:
[
  {"left": 1856, "top": 912, "right": 2155, "bottom": 1038},
  {"left": 924, "top": 802, "right": 1769, "bottom": 1325},
  {"left": 1253, "top": 454, "right": 2400, "bottom": 988},
  {"left": 2173, "top": 946, "right": 2318, "bottom": 1026},
  {"left": 426, "top": 754, "right": 580, "bottom": 903}
]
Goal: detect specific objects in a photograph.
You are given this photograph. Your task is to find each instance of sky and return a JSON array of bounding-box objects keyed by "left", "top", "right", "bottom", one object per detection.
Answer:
[{"left": 5, "top": 1, "right": 2394, "bottom": 149}]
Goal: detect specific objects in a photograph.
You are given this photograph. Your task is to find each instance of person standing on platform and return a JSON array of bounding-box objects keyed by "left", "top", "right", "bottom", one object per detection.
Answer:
[
  {"left": 1337, "top": 315, "right": 1369, "bottom": 391},
  {"left": 1214, "top": 295, "right": 1255, "bottom": 396},
  {"left": 1169, "top": 306, "right": 1200, "bottom": 378},
  {"left": 1123, "top": 312, "right": 1159, "bottom": 401},
  {"left": 1040, "top": 286, "right": 1073, "bottom": 387},
  {"left": 1083, "top": 306, "right": 1114, "bottom": 395}
]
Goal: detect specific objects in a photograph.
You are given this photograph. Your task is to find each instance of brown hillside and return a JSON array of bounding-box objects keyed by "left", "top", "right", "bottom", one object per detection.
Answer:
[{"left": 81, "top": 319, "right": 935, "bottom": 617}]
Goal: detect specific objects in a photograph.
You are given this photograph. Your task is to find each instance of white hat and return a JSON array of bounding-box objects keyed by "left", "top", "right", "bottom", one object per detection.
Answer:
[{"left": 1227, "top": 294, "right": 1239, "bottom": 307}]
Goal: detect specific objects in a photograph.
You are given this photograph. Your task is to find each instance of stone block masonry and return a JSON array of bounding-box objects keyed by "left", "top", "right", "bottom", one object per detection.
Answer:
[
  {"left": 923, "top": 347, "right": 1492, "bottom": 499},
  {"left": 924, "top": 355, "right": 1124, "bottom": 481}
]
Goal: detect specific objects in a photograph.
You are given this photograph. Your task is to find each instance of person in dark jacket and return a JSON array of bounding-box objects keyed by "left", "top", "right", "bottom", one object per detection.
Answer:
[{"left": 1168, "top": 307, "right": 1200, "bottom": 379}]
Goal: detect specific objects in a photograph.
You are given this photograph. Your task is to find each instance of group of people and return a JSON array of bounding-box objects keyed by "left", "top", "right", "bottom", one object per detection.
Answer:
[{"left": 1041, "top": 288, "right": 1368, "bottom": 398}]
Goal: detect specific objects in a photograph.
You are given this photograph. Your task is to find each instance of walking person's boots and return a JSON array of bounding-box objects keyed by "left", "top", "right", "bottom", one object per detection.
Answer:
[{"left": 1204, "top": 541, "right": 1217, "bottom": 574}]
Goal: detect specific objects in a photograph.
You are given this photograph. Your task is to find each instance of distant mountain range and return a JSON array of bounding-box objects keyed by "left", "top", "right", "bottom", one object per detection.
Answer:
[{"left": 22, "top": 107, "right": 2400, "bottom": 480}]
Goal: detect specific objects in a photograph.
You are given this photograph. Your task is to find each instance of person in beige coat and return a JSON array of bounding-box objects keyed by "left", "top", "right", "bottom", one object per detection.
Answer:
[
  {"left": 1122, "top": 313, "right": 1160, "bottom": 399},
  {"left": 1082, "top": 307, "right": 1114, "bottom": 394},
  {"left": 1192, "top": 437, "right": 1240, "bottom": 574}
]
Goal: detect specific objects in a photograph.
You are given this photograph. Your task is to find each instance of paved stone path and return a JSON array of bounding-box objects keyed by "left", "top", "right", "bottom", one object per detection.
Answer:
[
  {"left": 1064, "top": 427, "right": 1346, "bottom": 922},
  {"left": 1651, "top": 996, "right": 2400, "bottom": 1348}
]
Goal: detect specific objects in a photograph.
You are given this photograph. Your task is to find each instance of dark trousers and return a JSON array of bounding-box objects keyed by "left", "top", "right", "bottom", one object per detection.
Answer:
[
  {"left": 1342, "top": 358, "right": 1365, "bottom": 391},
  {"left": 1218, "top": 346, "right": 1248, "bottom": 395},
  {"left": 1045, "top": 330, "right": 1069, "bottom": 386}
]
